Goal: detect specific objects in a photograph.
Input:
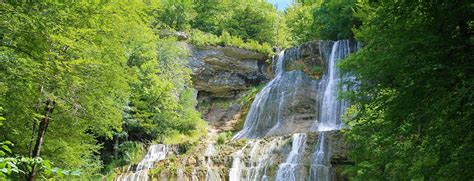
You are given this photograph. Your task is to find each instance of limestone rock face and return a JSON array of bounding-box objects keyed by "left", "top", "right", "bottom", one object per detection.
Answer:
[
  {"left": 189, "top": 45, "right": 270, "bottom": 97},
  {"left": 186, "top": 45, "right": 271, "bottom": 130}
]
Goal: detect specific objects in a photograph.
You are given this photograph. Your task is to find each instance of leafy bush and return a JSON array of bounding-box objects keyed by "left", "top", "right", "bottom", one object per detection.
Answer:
[
  {"left": 189, "top": 29, "right": 273, "bottom": 55},
  {"left": 216, "top": 132, "right": 233, "bottom": 145},
  {"left": 0, "top": 141, "right": 79, "bottom": 180}
]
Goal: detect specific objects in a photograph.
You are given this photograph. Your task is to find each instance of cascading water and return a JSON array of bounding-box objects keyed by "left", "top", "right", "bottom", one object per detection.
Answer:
[
  {"left": 231, "top": 40, "right": 355, "bottom": 181},
  {"left": 316, "top": 40, "right": 353, "bottom": 131},
  {"left": 205, "top": 143, "right": 222, "bottom": 181},
  {"left": 310, "top": 133, "right": 332, "bottom": 181},
  {"left": 233, "top": 51, "right": 286, "bottom": 139},
  {"left": 229, "top": 142, "right": 252, "bottom": 181},
  {"left": 136, "top": 144, "right": 167, "bottom": 171},
  {"left": 234, "top": 48, "right": 321, "bottom": 139},
  {"left": 275, "top": 133, "right": 307, "bottom": 181},
  {"left": 229, "top": 138, "right": 285, "bottom": 181},
  {"left": 116, "top": 144, "right": 168, "bottom": 181},
  {"left": 310, "top": 40, "right": 355, "bottom": 181}
]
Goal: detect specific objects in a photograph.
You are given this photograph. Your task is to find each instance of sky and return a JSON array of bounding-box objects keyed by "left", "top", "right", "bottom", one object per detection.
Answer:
[{"left": 266, "top": 0, "right": 293, "bottom": 11}]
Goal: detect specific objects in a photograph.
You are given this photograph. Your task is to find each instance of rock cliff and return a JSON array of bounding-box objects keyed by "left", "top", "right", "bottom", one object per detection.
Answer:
[{"left": 185, "top": 44, "right": 271, "bottom": 131}]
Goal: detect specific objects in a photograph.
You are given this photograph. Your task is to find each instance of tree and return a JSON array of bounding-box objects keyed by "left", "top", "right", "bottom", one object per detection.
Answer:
[
  {"left": 225, "top": 1, "right": 278, "bottom": 44},
  {"left": 312, "top": 0, "right": 359, "bottom": 40},
  {"left": 154, "top": 0, "right": 195, "bottom": 31},
  {"left": 0, "top": 2, "right": 158, "bottom": 179},
  {"left": 341, "top": 0, "right": 473, "bottom": 179},
  {"left": 284, "top": 2, "right": 316, "bottom": 45},
  {"left": 192, "top": 1, "right": 228, "bottom": 35}
]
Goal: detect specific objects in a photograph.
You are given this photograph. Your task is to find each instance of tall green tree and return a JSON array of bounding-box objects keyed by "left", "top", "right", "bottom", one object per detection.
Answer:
[
  {"left": 312, "top": 0, "right": 359, "bottom": 40},
  {"left": 0, "top": 1, "right": 206, "bottom": 179},
  {"left": 192, "top": 1, "right": 228, "bottom": 35},
  {"left": 225, "top": 1, "right": 278, "bottom": 44},
  {"left": 0, "top": 3, "right": 130, "bottom": 179},
  {"left": 154, "top": 0, "right": 195, "bottom": 31},
  {"left": 341, "top": 0, "right": 473, "bottom": 179},
  {"left": 284, "top": 2, "right": 316, "bottom": 45}
]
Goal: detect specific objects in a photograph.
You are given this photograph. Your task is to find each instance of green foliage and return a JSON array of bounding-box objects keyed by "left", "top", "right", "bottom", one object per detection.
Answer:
[
  {"left": 341, "top": 0, "right": 473, "bottom": 179},
  {"left": 284, "top": 0, "right": 359, "bottom": 44},
  {"left": 0, "top": 2, "right": 135, "bottom": 175},
  {"left": 154, "top": 0, "right": 195, "bottom": 31},
  {"left": 0, "top": 139, "right": 78, "bottom": 179},
  {"left": 191, "top": 1, "right": 228, "bottom": 35},
  {"left": 216, "top": 132, "right": 233, "bottom": 145},
  {"left": 284, "top": 3, "right": 317, "bottom": 45},
  {"left": 155, "top": 1, "right": 281, "bottom": 48},
  {"left": 189, "top": 29, "right": 273, "bottom": 55},
  {"left": 225, "top": 1, "right": 277, "bottom": 44},
  {"left": 312, "top": 0, "right": 359, "bottom": 40},
  {"left": 0, "top": 1, "right": 205, "bottom": 179}
]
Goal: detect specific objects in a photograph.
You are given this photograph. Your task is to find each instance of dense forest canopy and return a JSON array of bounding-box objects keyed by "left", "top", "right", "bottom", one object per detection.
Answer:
[{"left": 0, "top": 0, "right": 472, "bottom": 180}]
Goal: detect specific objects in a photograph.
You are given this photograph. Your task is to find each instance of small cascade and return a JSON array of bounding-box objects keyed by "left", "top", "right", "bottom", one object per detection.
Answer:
[
  {"left": 136, "top": 144, "right": 167, "bottom": 171},
  {"left": 229, "top": 142, "right": 252, "bottom": 181},
  {"left": 229, "top": 138, "right": 285, "bottom": 181},
  {"left": 204, "top": 143, "right": 222, "bottom": 181},
  {"left": 191, "top": 168, "right": 199, "bottom": 181},
  {"left": 116, "top": 144, "right": 168, "bottom": 181},
  {"left": 205, "top": 143, "right": 217, "bottom": 157},
  {"left": 310, "top": 133, "right": 332, "bottom": 180},
  {"left": 275, "top": 133, "right": 307, "bottom": 181}
]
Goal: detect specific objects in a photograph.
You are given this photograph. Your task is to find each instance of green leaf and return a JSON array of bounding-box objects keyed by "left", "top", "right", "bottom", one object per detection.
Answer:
[{"left": 1, "top": 145, "right": 11, "bottom": 154}]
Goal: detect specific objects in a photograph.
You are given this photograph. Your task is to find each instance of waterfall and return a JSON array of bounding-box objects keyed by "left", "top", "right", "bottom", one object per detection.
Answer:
[
  {"left": 317, "top": 40, "right": 353, "bottom": 131},
  {"left": 116, "top": 144, "right": 168, "bottom": 181},
  {"left": 204, "top": 143, "right": 217, "bottom": 157},
  {"left": 309, "top": 40, "right": 355, "bottom": 181},
  {"left": 275, "top": 133, "right": 307, "bottom": 181},
  {"left": 136, "top": 144, "right": 167, "bottom": 171},
  {"left": 111, "top": 40, "right": 358, "bottom": 181},
  {"left": 233, "top": 51, "right": 286, "bottom": 139}
]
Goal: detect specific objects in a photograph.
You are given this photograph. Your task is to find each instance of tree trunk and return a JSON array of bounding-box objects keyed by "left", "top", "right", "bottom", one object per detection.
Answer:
[{"left": 28, "top": 99, "right": 55, "bottom": 181}]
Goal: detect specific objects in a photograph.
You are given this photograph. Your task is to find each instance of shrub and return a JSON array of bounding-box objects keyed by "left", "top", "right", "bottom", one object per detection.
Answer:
[{"left": 216, "top": 132, "right": 233, "bottom": 145}]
